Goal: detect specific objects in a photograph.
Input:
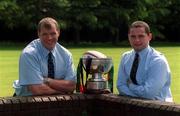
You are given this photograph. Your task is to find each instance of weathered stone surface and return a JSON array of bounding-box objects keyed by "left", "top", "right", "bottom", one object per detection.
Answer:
[{"left": 0, "top": 94, "right": 180, "bottom": 116}]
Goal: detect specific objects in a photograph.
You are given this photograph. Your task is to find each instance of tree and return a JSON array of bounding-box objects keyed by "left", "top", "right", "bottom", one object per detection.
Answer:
[
  {"left": 128, "top": 0, "right": 170, "bottom": 40},
  {"left": 95, "top": 0, "right": 133, "bottom": 44},
  {"left": 0, "top": 0, "right": 22, "bottom": 29},
  {"left": 0, "top": 0, "right": 179, "bottom": 42},
  {"left": 62, "top": 0, "right": 100, "bottom": 43},
  {"left": 160, "top": 0, "right": 180, "bottom": 42}
]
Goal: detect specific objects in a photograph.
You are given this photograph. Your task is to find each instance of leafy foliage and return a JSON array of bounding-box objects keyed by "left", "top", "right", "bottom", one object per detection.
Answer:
[
  {"left": 0, "top": 0, "right": 22, "bottom": 29},
  {"left": 0, "top": 0, "right": 179, "bottom": 42}
]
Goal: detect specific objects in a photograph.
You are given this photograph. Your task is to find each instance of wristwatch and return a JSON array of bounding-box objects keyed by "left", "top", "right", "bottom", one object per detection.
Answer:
[{"left": 43, "top": 78, "right": 51, "bottom": 85}]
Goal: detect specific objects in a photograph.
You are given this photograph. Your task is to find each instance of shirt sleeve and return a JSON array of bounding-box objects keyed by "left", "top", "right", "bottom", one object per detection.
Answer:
[
  {"left": 19, "top": 52, "right": 43, "bottom": 85},
  {"left": 129, "top": 58, "right": 169, "bottom": 99},
  {"left": 117, "top": 55, "right": 137, "bottom": 97}
]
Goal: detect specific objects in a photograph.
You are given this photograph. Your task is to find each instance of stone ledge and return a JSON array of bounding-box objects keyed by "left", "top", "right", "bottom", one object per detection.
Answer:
[{"left": 0, "top": 94, "right": 179, "bottom": 116}]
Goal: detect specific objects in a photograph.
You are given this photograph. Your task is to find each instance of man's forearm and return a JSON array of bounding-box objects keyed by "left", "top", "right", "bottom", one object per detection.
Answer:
[
  {"left": 28, "top": 84, "right": 65, "bottom": 95},
  {"left": 46, "top": 78, "right": 76, "bottom": 93}
]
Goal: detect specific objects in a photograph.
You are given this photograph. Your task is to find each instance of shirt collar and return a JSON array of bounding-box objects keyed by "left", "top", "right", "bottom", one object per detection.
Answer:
[
  {"left": 133, "top": 45, "right": 150, "bottom": 59},
  {"left": 39, "top": 39, "right": 56, "bottom": 58}
]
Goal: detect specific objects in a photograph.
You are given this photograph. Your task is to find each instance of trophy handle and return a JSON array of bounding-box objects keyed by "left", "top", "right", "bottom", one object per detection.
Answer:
[
  {"left": 76, "top": 58, "right": 92, "bottom": 93},
  {"left": 76, "top": 58, "right": 85, "bottom": 93},
  {"left": 108, "top": 64, "right": 114, "bottom": 93},
  {"left": 84, "top": 57, "right": 92, "bottom": 89}
]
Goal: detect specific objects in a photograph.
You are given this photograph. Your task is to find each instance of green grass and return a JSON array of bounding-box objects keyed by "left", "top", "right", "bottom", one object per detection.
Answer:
[{"left": 0, "top": 44, "right": 180, "bottom": 103}]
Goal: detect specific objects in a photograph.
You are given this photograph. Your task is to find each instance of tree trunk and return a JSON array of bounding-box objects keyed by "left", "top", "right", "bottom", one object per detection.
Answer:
[
  {"left": 111, "top": 28, "right": 119, "bottom": 45},
  {"left": 73, "top": 27, "right": 80, "bottom": 44}
]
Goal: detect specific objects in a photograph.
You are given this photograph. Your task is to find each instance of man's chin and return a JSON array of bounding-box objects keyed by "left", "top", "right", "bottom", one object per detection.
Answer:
[
  {"left": 134, "top": 47, "right": 142, "bottom": 52},
  {"left": 45, "top": 45, "right": 55, "bottom": 51}
]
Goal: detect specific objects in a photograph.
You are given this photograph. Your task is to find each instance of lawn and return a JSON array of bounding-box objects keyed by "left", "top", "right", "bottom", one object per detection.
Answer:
[{"left": 0, "top": 43, "right": 180, "bottom": 103}]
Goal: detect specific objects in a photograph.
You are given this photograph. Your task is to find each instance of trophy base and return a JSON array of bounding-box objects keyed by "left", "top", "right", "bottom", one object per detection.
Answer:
[
  {"left": 85, "top": 80, "right": 111, "bottom": 94},
  {"left": 85, "top": 89, "right": 111, "bottom": 94},
  {"left": 87, "top": 80, "right": 107, "bottom": 90}
]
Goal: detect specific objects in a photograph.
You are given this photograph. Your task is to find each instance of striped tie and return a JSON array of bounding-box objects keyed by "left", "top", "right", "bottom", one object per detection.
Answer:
[
  {"left": 130, "top": 53, "right": 139, "bottom": 85},
  {"left": 48, "top": 52, "right": 54, "bottom": 78}
]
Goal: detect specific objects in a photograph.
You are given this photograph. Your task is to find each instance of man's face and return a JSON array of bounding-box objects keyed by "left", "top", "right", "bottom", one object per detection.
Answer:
[
  {"left": 38, "top": 24, "right": 60, "bottom": 50},
  {"left": 128, "top": 27, "right": 152, "bottom": 52}
]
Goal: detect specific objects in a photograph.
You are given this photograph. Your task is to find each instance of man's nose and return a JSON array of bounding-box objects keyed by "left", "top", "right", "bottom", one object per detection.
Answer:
[
  {"left": 46, "top": 34, "right": 54, "bottom": 39},
  {"left": 133, "top": 37, "right": 141, "bottom": 41}
]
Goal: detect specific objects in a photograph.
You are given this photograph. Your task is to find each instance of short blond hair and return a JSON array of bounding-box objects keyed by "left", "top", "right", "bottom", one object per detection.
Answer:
[{"left": 38, "top": 17, "right": 60, "bottom": 33}]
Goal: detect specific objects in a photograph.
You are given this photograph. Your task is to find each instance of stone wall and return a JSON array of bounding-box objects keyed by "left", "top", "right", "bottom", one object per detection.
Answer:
[{"left": 0, "top": 94, "right": 180, "bottom": 116}]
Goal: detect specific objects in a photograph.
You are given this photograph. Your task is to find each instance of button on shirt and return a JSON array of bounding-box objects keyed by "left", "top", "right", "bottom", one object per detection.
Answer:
[
  {"left": 117, "top": 46, "right": 173, "bottom": 102},
  {"left": 13, "top": 39, "right": 76, "bottom": 96}
]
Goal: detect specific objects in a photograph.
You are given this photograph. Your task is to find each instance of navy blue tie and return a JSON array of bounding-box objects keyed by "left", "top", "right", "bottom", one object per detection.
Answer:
[
  {"left": 130, "top": 53, "right": 139, "bottom": 85},
  {"left": 48, "top": 52, "right": 54, "bottom": 78}
]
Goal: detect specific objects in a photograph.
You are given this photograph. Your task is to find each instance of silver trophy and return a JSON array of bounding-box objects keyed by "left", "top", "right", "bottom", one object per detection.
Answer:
[{"left": 81, "top": 57, "right": 113, "bottom": 94}]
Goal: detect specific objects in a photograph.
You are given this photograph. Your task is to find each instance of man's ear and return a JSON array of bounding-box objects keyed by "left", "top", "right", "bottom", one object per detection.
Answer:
[
  {"left": 58, "top": 30, "right": 60, "bottom": 37},
  {"left": 38, "top": 31, "right": 40, "bottom": 38},
  {"left": 148, "top": 33, "right": 152, "bottom": 41}
]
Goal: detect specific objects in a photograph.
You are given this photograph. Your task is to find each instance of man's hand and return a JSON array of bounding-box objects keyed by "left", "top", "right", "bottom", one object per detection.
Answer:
[
  {"left": 27, "top": 83, "right": 63, "bottom": 95},
  {"left": 28, "top": 77, "right": 71, "bottom": 95},
  {"left": 127, "top": 78, "right": 133, "bottom": 86},
  {"left": 47, "top": 79, "right": 76, "bottom": 93},
  {"left": 43, "top": 78, "right": 52, "bottom": 86}
]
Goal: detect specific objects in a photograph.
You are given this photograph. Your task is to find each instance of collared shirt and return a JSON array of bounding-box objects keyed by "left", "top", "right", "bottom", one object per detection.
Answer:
[
  {"left": 117, "top": 46, "right": 173, "bottom": 102},
  {"left": 13, "top": 39, "right": 76, "bottom": 96}
]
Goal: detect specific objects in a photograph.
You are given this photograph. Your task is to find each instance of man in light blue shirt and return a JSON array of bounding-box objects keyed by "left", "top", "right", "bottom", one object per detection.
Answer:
[
  {"left": 117, "top": 21, "right": 173, "bottom": 102},
  {"left": 13, "top": 17, "right": 76, "bottom": 96}
]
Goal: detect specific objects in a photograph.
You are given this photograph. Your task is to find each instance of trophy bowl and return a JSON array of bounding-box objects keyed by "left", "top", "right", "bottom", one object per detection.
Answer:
[
  {"left": 82, "top": 57, "right": 113, "bottom": 75},
  {"left": 82, "top": 57, "right": 113, "bottom": 92}
]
